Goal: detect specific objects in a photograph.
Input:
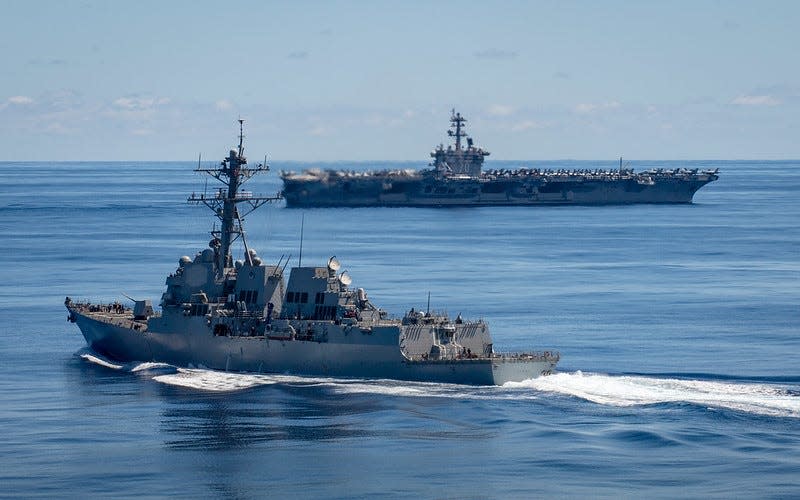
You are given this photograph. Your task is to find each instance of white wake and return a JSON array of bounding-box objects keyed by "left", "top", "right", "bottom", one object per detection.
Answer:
[
  {"left": 78, "top": 352, "right": 800, "bottom": 417},
  {"left": 512, "top": 371, "right": 800, "bottom": 418}
]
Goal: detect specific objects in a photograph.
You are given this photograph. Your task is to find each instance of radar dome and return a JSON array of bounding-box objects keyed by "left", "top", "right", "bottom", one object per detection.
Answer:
[
  {"left": 201, "top": 249, "right": 214, "bottom": 262},
  {"left": 179, "top": 256, "right": 191, "bottom": 266}
]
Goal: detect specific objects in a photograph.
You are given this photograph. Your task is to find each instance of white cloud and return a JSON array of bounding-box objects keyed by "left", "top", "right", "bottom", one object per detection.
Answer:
[
  {"left": 113, "top": 96, "right": 170, "bottom": 111},
  {"left": 360, "top": 111, "right": 413, "bottom": 128},
  {"left": 215, "top": 99, "right": 233, "bottom": 111},
  {"left": 511, "top": 120, "right": 542, "bottom": 132},
  {"left": 573, "top": 101, "right": 620, "bottom": 114},
  {"left": 8, "top": 95, "right": 34, "bottom": 105},
  {"left": 487, "top": 104, "right": 515, "bottom": 117},
  {"left": 731, "top": 95, "right": 780, "bottom": 106}
]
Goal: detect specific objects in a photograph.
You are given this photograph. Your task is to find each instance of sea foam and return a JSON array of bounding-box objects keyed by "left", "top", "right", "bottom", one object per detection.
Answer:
[
  {"left": 78, "top": 351, "right": 799, "bottom": 417},
  {"left": 513, "top": 371, "right": 800, "bottom": 418}
]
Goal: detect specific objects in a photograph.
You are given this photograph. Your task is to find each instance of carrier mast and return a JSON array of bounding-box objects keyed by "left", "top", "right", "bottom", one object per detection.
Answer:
[
  {"left": 189, "top": 119, "right": 281, "bottom": 276},
  {"left": 448, "top": 109, "right": 467, "bottom": 151}
]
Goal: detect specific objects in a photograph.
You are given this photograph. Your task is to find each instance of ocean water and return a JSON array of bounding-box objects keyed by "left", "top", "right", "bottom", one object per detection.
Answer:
[{"left": 1, "top": 159, "right": 798, "bottom": 498}]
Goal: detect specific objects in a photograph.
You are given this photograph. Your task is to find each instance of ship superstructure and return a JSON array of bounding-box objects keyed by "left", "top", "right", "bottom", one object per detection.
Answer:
[
  {"left": 281, "top": 110, "right": 719, "bottom": 207},
  {"left": 66, "top": 121, "right": 558, "bottom": 385},
  {"left": 430, "top": 110, "right": 489, "bottom": 178}
]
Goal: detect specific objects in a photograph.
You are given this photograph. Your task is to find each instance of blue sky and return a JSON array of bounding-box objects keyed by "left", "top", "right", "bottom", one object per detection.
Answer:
[{"left": 2, "top": 0, "right": 798, "bottom": 160}]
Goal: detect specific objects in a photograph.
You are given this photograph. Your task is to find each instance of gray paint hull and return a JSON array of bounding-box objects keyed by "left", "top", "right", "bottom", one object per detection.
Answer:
[
  {"left": 282, "top": 176, "right": 716, "bottom": 207},
  {"left": 73, "top": 310, "right": 556, "bottom": 386}
]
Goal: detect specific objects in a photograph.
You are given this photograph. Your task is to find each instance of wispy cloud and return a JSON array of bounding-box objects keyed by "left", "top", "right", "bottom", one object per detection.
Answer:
[
  {"left": 309, "top": 125, "right": 328, "bottom": 136},
  {"left": 553, "top": 71, "right": 570, "bottom": 79},
  {"left": 487, "top": 104, "right": 515, "bottom": 116},
  {"left": 511, "top": 120, "right": 542, "bottom": 132},
  {"left": 474, "top": 48, "right": 518, "bottom": 60},
  {"left": 113, "top": 96, "right": 170, "bottom": 111},
  {"left": 573, "top": 101, "right": 621, "bottom": 114},
  {"left": 7, "top": 95, "right": 34, "bottom": 105},
  {"left": 288, "top": 51, "right": 309, "bottom": 59},
  {"left": 44, "top": 122, "right": 73, "bottom": 135},
  {"left": 215, "top": 99, "right": 233, "bottom": 111},
  {"left": 731, "top": 95, "right": 780, "bottom": 106},
  {"left": 360, "top": 110, "right": 413, "bottom": 128}
]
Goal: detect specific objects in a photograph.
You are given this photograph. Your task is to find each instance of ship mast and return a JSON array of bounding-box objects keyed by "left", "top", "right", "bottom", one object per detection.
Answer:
[
  {"left": 188, "top": 119, "right": 281, "bottom": 276},
  {"left": 447, "top": 109, "right": 467, "bottom": 151}
]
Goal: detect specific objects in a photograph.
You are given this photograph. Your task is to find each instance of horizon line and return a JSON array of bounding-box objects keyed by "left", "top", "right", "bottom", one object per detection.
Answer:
[{"left": 1, "top": 158, "right": 798, "bottom": 164}]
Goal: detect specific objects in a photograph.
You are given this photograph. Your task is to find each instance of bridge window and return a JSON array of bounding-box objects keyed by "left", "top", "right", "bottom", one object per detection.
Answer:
[
  {"left": 314, "top": 305, "right": 337, "bottom": 320},
  {"left": 286, "top": 291, "right": 308, "bottom": 303}
]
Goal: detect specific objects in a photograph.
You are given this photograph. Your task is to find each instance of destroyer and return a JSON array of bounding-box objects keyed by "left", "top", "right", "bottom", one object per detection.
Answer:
[
  {"left": 66, "top": 120, "right": 558, "bottom": 385},
  {"left": 281, "top": 110, "right": 719, "bottom": 207}
]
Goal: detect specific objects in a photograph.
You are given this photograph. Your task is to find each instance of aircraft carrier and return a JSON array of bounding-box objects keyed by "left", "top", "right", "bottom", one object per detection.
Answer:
[
  {"left": 66, "top": 120, "right": 559, "bottom": 385},
  {"left": 281, "top": 111, "right": 719, "bottom": 207}
]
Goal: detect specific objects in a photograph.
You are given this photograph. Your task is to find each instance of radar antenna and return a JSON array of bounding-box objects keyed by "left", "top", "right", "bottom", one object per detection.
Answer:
[
  {"left": 188, "top": 119, "right": 282, "bottom": 276},
  {"left": 447, "top": 109, "right": 468, "bottom": 151}
]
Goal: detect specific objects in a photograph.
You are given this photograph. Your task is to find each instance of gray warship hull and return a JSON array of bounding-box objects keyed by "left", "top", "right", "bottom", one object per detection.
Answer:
[
  {"left": 282, "top": 171, "right": 717, "bottom": 207},
  {"left": 69, "top": 306, "right": 557, "bottom": 385},
  {"left": 281, "top": 110, "right": 718, "bottom": 208}
]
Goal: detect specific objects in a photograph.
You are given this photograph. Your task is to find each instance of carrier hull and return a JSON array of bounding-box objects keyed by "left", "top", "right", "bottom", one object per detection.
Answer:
[
  {"left": 281, "top": 110, "right": 718, "bottom": 208},
  {"left": 282, "top": 174, "right": 716, "bottom": 207}
]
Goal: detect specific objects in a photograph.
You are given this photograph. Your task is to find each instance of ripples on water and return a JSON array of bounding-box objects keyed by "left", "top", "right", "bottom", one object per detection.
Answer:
[
  {"left": 1, "top": 160, "right": 799, "bottom": 497},
  {"left": 80, "top": 351, "right": 800, "bottom": 418}
]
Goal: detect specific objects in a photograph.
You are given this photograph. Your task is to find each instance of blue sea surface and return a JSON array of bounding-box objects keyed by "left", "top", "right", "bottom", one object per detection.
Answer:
[{"left": 1, "top": 159, "right": 798, "bottom": 498}]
